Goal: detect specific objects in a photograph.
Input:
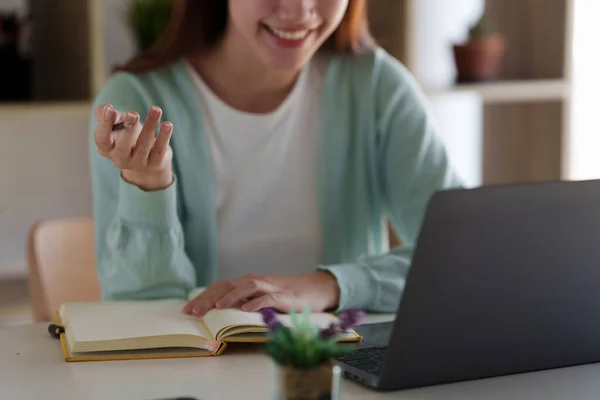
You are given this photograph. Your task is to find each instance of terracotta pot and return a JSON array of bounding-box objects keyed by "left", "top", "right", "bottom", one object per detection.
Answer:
[
  {"left": 452, "top": 34, "right": 506, "bottom": 83},
  {"left": 274, "top": 360, "right": 341, "bottom": 400}
]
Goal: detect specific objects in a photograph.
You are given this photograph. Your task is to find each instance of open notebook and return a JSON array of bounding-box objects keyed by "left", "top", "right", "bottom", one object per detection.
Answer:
[{"left": 53, "top": 288, "right": 361, "bottom": 362}]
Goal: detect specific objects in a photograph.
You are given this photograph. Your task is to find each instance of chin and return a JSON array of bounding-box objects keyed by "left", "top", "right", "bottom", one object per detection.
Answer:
[{"left": 261, "top": 53, "right": 314, "bottom": 71}]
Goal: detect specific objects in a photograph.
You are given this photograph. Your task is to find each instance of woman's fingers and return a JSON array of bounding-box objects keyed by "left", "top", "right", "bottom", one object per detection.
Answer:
[
  {"left": 94, "top": 104, "right": 117, "bottom": 154},
  {"left": 132, "top": 106, "right": 162, "bottom": 165},
  {"left": 184, "top": 282, "right": 233, "bottom": 316},
  {"left": 93, "top": 104, "right": 106, "bottom": 121},
  {"left": 215, "top": 279, "right": 273, "bottom": 310},
  {"left": 112, "top": 111, "right": 141, "bottom": 168},
  {"left": 241, "top": 292, "right": 292, "bottom": 313},
  {"left": 93, "top": 104, "right": 174, "bottom": 179},
  {"left": 184, "top": 277, "right": 280, "bottom": 316},
  {"left": 148, "top": 121, "right": 173, "bottom": 167}
]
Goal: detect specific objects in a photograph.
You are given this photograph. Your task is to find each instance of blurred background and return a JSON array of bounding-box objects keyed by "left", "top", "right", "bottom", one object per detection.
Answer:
[{"left": 0, "top": 0, "right": 598, "bottom": 324}]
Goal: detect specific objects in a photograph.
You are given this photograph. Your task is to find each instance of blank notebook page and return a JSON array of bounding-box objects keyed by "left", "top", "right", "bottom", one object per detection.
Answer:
[{"left": 60, "top": 300, "right": 213, "bottom": 343}]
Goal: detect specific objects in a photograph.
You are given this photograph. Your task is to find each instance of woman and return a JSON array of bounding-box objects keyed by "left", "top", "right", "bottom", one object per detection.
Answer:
[{"left": 89, "top": 0, "right": 462, "bottom": 316}]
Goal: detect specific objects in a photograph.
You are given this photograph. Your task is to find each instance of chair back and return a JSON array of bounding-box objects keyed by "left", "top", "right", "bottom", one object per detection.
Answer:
[{"left": 27, "top": 218, "right": 101, "bottom": 322}]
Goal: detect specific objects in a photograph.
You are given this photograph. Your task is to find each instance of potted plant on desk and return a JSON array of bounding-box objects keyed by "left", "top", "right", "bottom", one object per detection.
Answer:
[{"left": 259, "top": 307, "right": 365, "bottom": 400}]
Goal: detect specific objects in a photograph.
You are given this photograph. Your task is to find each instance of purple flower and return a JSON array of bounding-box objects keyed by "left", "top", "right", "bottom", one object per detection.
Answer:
[
  {"left": 319, "top": 322, "right": 338, "bottom": 339},
  {"left": 259, "top": 307, "right": 282, "bottom": 332},
  {"left": 259, "top": 307, "right": 277, "bottom": 324},
  {"left": 338, "top": 309, "right": 365, "bottom": 330}
]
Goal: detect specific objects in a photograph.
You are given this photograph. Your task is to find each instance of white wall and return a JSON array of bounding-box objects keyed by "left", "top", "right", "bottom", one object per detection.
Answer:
[
  {"left": 568, "top": 0, "right": 600, "bottom": 180},
  {"left": 0, "top": 0, "right": 136, "bottom": 278},
  {"left": 0, "top": 108, "right": 93, "bottom": 278},
  {"left": 410, "top": 0, "right": 485, "bottom": 187},
  {"left": 410, "top": 0, "right": 484, "bottom": 88},
  {"left": 427, "top": 93, "right": 483, "bottom": 188}
]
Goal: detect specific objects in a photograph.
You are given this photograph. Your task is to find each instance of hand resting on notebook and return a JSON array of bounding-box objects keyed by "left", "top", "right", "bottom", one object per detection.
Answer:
[{"left": 183, "top": 271, "right": 340, "bottom": 316}]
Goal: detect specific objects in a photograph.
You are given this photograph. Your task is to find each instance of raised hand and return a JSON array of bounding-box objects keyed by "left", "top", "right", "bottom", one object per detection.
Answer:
[{"left": 93, "top": 104, "right": 174, "bottom": 191}]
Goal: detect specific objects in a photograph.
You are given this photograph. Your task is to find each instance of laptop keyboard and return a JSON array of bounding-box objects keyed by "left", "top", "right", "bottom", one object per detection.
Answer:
[{"left": 335, "top": 346, "right": 387, "bottom": 376}]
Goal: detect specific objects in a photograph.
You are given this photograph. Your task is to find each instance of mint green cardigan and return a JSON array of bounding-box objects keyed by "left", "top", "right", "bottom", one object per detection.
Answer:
[{"left": 88, "top": 47, "right": 463, "bottom": 312}]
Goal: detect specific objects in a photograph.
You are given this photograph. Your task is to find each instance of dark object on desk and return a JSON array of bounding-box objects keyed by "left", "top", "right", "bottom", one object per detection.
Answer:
[
  {"left": 48, "top": 324, "right": 64, "bottom": 339},
  {"left": 336, "top": 179, "right": 600, "bottom": 391}
]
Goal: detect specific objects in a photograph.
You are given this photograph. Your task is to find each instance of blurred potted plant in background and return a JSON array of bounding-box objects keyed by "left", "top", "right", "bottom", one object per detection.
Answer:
[
  {"left": 452, "top": 8, "right": 506, "bottom": 83},
  {"left": 125, "top": 0, "right": 174, "bottom": 53},
  {"left": 260, "top": 307, "right": 365, "bottom": 400}
]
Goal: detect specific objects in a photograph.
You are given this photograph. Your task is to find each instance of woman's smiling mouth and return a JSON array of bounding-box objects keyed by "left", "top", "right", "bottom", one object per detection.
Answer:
[{"left": 262, "top": 23, "right": 318, "bottom": 48}]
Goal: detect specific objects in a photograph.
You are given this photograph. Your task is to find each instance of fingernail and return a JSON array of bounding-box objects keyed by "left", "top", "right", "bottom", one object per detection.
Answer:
[
  {"left": 150, "top": 106, "right": 161, "bottom": 117},
  {"left": 125, "top": 112, "right": 137, "bottom": 127},
  {"left": 104, "top": 106, "right": 114, "bottom": 120},
  {"left": 163, "top": 121, "right": 173, "bottom": 131}
]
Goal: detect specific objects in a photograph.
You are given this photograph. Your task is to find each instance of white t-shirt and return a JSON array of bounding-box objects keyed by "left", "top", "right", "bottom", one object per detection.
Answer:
[{"left": 184, "top": 58, "right": 327, "bottom": 281}]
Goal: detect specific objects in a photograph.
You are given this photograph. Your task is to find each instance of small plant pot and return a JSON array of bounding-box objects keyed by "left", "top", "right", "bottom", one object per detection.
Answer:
[
  {"left": 273, "top": 360, "right": 342, "bottom": 400},
  {"left": 452, "top": 34, "right": 506, "bottom": 83}
]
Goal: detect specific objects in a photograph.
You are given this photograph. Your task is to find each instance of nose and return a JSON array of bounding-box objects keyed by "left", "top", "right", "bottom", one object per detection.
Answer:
[{"left": 277, "top": 0, "right": 316, "bottom": 23}]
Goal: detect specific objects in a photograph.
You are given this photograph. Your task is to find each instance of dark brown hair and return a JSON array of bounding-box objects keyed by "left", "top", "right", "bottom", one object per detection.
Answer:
[{"left": 117, "top": 0, "right": 375, "bottom": 74}]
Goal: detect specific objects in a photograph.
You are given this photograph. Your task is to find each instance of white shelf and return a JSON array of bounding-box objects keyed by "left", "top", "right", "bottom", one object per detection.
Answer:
[
  {"left": 0, "top": 101, "right": 92, "bottom": 116},
  {"left": 424, "top": 80, "right": 570, "bottom": 104}
]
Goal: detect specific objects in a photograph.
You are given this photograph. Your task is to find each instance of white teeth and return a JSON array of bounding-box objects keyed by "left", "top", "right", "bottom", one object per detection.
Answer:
[{"left": 268, "top": 26, "right": 309, "bottom": 40}]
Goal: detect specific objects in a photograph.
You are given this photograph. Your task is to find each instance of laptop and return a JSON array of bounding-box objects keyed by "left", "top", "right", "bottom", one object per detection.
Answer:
[{"left": 335, "top": 179, "right": 600, "bottom": 391}]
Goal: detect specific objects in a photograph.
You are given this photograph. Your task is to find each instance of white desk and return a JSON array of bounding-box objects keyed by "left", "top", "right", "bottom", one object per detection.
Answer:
[{"left": 3, "top": 316, "right": 600, "bottom": 400}]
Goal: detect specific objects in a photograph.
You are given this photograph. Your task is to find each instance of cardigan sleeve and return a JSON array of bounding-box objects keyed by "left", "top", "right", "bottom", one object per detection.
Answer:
[
  {"left": 319, "top": 53, "right": 464, "bottom": 312},
  {"left": 88, "top": 72, "right": 196, "bottom": 301}
]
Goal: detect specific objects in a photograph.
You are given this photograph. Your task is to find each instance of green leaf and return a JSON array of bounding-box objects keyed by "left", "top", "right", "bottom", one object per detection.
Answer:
[
  {"left": 126, "top": 0, "right": 174, "bottom": 51},
  {"left": 262, "top": 305, "right": 359, "bottom": 369},
  {"left": 468, "top": 14, "right": 488, "bottom": 38},
  {"left": 302, "top": 304, "right": 311, "bottom": 325},
  {"left": 289, "top": 310, "right": 298, "bottom": 330}
]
